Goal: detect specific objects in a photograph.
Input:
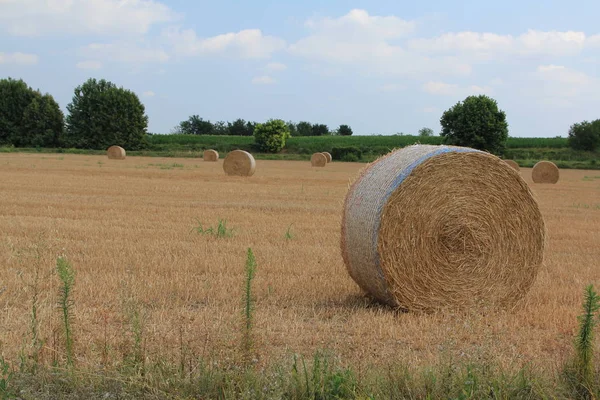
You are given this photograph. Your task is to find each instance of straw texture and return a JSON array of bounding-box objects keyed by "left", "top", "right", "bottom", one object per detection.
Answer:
[
  {"left": 203, "top": 149, "right": 219, "bottom": 161},
  {"left": 311, "top": 153, "right": 327, "bottom": 167},
  {"left": 323, "top": 152, "right": 332, "bottom": 163},
  {"left": 341, "top": 144, "right": 546, "bottom": 312},
  {"left": 223, "top": 150, "right": 256, "bottom": 176},
  {"left": 532, "top": 161, "right": 559, "bottom": 184},
  {"left": 107, "top": 146, "right": 126, "bottom": 160},
  {"left": 503, "top": 159, "right": 520, "bottom": 171}
]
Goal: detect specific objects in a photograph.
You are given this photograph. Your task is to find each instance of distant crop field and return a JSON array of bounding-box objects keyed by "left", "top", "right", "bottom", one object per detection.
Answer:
[{"left": 1, "top": 153, "right": 599, "bottom": 396}]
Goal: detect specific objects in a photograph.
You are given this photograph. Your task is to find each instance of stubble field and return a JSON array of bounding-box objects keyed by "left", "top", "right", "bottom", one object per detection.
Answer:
[{"left": 1, "top": 152, "right": 600, "bottom": 379}]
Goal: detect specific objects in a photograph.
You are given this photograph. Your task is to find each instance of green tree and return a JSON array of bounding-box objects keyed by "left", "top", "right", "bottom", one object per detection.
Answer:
[
  {"left": 337, "top": 124, "right": 353, "bottom": 136},
  {"left": 286, "top": 120, "right": 297, "bottom": 137},
  {"left": 440, "top": 94, "right": 509, "bottom": 153},
  {"left": 0, "top": 77, "right": 64, "bottom": 147},
  {"left": 20, "top": 93, "right": 65, "bottom": 147},
  {"left": 253, "top": 118, "right": 290, "bottom": 153},
  {"left": 65, "top": 78, "right": 148, "bottom": 150},
  {"left": 228, "top": 118, "right": 247, "bottom": 136},
  {"left": 568, "top": 120, "right": 600, "bottom": 152},
  {"left": 311, "top": 123, "right": 329, "bottom": 136},
  {"left": 213, "top": 120, "right": 228, "bottom": 135},
  {"left": 296, "top": 121, "right": 312, "bottom": 136},
  {"left": 178, "top": 115, "right": 213, "bottom": 135},
  {"left": 418, "top": 127, "right": 434, "bottom": 137}
]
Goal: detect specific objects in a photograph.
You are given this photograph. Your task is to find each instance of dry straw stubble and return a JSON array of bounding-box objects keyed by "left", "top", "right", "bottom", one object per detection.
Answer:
[
  {"left": 107, "top": 145, "right": 126, "bottom": 160},
  {"left": 223, "top": 150, "right": 256, "bottom": 176},
  {"left": 322, "top": 152, "right": 332, "bottom": 163},
  {"left": 503, "top": 159, "right": 520, "bottom": 171},
  {"left": 204, "top": 149, "right": 219, "bottom": 161},
  {"left": 311, "top": 153, "right": 327, "bottom": 167},
  {"left": 341, "top": 144, "right": 546, "bottom": 313},
  {"left": 532, "top": 161, "right": 560, "bottom": 184}
]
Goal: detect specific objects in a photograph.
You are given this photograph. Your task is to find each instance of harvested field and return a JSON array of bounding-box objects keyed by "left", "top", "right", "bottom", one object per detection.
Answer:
[{"left": 1, "top": 153, "right": 600, "bottom": 376}]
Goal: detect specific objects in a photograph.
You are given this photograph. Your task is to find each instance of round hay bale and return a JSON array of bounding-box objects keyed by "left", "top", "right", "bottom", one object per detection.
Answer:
[
  {"left": 203, "top": 149, "right": 219, "bottom": 161},
  {"left": 532, "top": 161, "right": 559, "bottom": 184},
  {"left": 223, "top": 150, "right": 256, "bottom": 176},
  {"left": 311, "top": 153, "right": 327, "bottom": 167},
  {"left": 107, "top": 145, "right": 126, "bottom": 160},
  {"left": 322, "top": 152, "right": 332, "bottom": 163},
  {"left": 503, "top": 159, "right": 520, "bottom": 171},
  {"left": 340, "top": 144, "right": 546, "bottom": 312}
]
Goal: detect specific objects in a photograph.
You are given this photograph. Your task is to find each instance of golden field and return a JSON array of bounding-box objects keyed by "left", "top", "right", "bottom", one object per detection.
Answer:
[{"left": 1, "top": 152, "right": 600, "bottom": 376}]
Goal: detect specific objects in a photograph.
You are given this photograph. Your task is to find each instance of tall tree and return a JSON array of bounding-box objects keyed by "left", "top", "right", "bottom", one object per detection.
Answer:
[
  {"left": 311, "top": 123, "right": 329, "bottom": 136},
  {"left": 20, "top": 93, "right": 65, "bottom": 147},
  {"left": 0, "top": 77, "right": 64, "bottom": 147},
  {"left": 65, "top": 78, "right": 148, "bottom": 150},
  {"left": 418, "top": 127, "right": 434, "bottom": 137},
  {"left": 568, "top": 120, "right": 600, "bottom": 152},
  {"left": 296, "top": 121, "right": 312, "bottom": 136},
  {"left": 440, "top": 94, "right": 508, "bottom": 154},
  {"left": 337, "top": 124, "right": 353, "bottom": 136}
]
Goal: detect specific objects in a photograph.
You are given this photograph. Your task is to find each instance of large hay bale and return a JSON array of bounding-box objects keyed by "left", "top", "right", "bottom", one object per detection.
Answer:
[
  {"left": 204, "top": 149, "right": 219, "bottom": 161},
  {"left": 311, "top": 153, "right": 327, "bottom": 167},
  {"left": 503, "top": 159, "right": 520, "bottom": 171},
  {"left": 322, "top": 152, "right": 332, "bottom": 163},
  {"left": 532, "top": 161, "right": 559, "bottom": 184},
  {"left": 340, "top": 144, "right": 546, "bottom": 312},
  {"left": 223, "top": 150, "right": 256, "bottom": 176},
  {"left": 107, "top": 145, "right": 126, "bottom": 160}
]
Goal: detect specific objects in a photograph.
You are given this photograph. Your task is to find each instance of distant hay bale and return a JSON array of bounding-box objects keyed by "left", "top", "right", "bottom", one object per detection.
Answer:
[
  {"left": 322, "top": 152, "right": 332, "bottom": 163},
  {"left": 223, "top": 150, "right": 256, "bottom": 176},
  {"left": 203, "top": 149, "right": 219, "bottom": 161},
  {"left": 107, "top": 145, "right": 126, "bottom": 160},
  {"left": 503, "top": 159, "right": 520, "bottom": 171},
  {"left": 311, "top": 153, "right": 327, "bottom": 167},
  {"left": 340, "top": 144, "right": 546, "bottom": 313},
  {"left": 532, "top": 161, "right": 559, "bottom": 184}
]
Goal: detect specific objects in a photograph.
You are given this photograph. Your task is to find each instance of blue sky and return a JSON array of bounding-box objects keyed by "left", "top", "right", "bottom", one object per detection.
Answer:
[{"left": 1, "top": 0, "right": 599, "bottom": 137}]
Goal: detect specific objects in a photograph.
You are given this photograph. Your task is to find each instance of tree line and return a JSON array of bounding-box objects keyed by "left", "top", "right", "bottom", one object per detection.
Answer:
[
  {"left": 1, "top": 76, "right": 599, "bottom": 154},
  {"left": 174, "top": 115, "right": 354, "bottom": 137}
]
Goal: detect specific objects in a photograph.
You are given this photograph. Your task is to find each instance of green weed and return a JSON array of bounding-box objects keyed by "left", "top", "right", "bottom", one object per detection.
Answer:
[
  {"left": 191, "top": 218, "right": 234, "bottom": 238},
  {"left": 284, "top": 223, "right": 294, "bottom": 240},
  {"left": 56, "top": 256, "right": 76, "bottom": 368},
  {"left": 241, "top": 248, "right": 257, "bottom": 365}
]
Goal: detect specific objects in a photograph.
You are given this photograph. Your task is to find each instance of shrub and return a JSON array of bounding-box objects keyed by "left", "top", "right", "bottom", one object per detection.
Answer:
[
  {"left": 331, "top": 146, "right": 363, "bottom": 161},
  {"left": 440, "top": 94, "right": 509, "bottom": 154},
  {"left": 568, "top": 120, "right": 600, "bottom": 152},
  {"left": 253, "top": 119, "right": 290, "bottom": 153}
]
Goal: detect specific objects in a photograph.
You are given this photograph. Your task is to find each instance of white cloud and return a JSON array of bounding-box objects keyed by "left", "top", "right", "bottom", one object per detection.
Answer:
[
  {"left": 81, "top": 42, "right": 169, "bottom": 63},
  {"left": 422, "top": 107, "right": 438, "bottom": 113},
  {"left": 587, "top": 34, "right": 600, "bottom": 48},
  {"left": 422, "top": 81, "right": 492, "bottom": 96},
  {"left": 162, "top": 27, "right": 286, "bottom": 59},
  {"left": 252, "top": 75, "right": 275, "bottom": 85},
  {"left": 288, "top": 9, "right": 471, "bottom": 78},
  {"left": 528, "top": 65, "right": 599, "bottom": 108},
  {"left": 536, "top": 65, "right": 592, "bottom": 86},
  {"left": 142, "top": 90, "right": 155, "bottom": 97},
  {"left": 0, "top": 51, "right": 38, "bottom": 65},
  {"left": 265, "top": 62, "right": 287, "bottom": 71},
  {"left": 408, "top": 29, "right": 588, "bottom": 59},
  {"left": 76, "top": 60, "right": 102, "bottom": 70},
  {"left": 0, "top": 0, "right": 179, "bottom": 36}
]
